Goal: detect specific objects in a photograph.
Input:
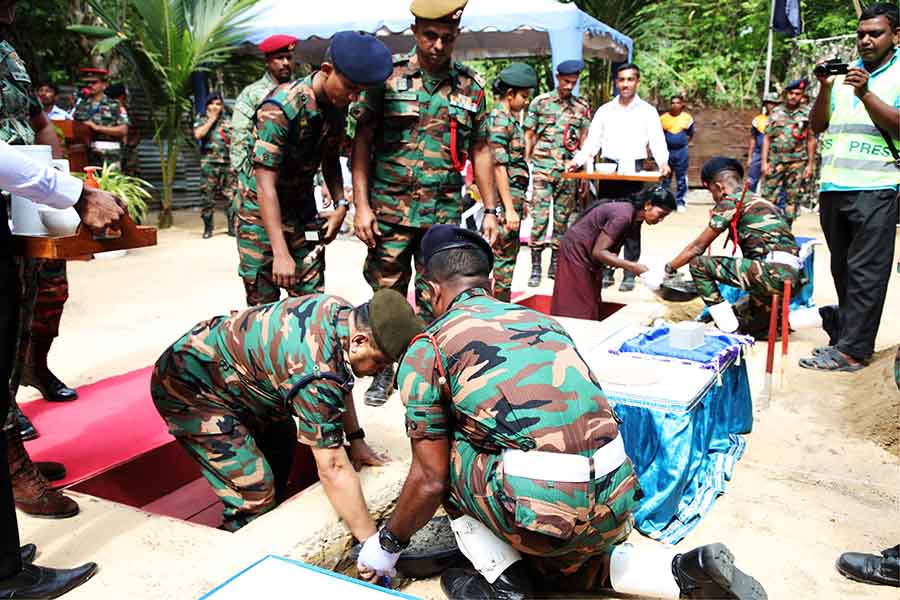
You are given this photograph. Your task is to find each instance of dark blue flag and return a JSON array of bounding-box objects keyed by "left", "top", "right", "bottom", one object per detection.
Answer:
[{"left": 773, "top": 0, "right": 803, "bottom": 36}]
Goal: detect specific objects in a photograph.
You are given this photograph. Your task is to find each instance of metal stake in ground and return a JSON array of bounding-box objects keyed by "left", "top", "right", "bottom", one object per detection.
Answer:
[
  {"left": 780, "top": 280, "right": 792, "bottom": 389},
  {"left": 762, "top": 293, "right": 779, "bottom": 408}
]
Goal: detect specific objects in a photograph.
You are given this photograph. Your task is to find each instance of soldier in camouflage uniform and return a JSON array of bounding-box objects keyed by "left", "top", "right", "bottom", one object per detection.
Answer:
[
  {"left": 662, "top": 157, "right": 803, "bottom": 337},
  {"left": 487, "top": 63, "right": 537, "bottom": 302},
  {"left": 193, "top": 93, "right": 234, "bottom": 238},
  {"left": 350, "top": 0, "right": 499, "bottom": 405},
  {"left": 238, "top": 32, "right": 393, "bottom": 307},
  {"left": 523, "top": 60, "right": 592, "bottom": 288},
  {"left": 230, "top": 35, "right": 297, "bottom": 223},
  {"left": 72, "top": 68, "right": 128, "bottom": 168},
  {"left": 760, "top": 79, "right": 817, "bottom": 227},
  {"left": 1, "top": 29, "right": 85, "bottom": 522},
  {"left": 357, "top": 225, "right": 766, "bottom": 600},
  {"left": 150, "top": 289, "right": 423, "bottom": 532}
]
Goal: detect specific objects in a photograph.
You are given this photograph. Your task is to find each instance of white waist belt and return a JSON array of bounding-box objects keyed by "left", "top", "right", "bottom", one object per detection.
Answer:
[
  {"left": 765, "top": 251, "right": 801, "bottom": 270},
  {"left": 91, "top": 141, "right": 121, "bottom": 151},
  {"left": 502, "top": 435, "right": 627, "bottom": 483}
]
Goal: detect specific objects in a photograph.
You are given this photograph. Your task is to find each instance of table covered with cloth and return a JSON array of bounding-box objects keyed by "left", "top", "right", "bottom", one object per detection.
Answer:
[{"left": 558, "top": 319, "right": 754, "bottom": 544}]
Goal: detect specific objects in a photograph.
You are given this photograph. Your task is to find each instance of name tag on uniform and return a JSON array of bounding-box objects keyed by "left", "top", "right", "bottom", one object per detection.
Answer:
[
  {"left": 385, "top": 90, "right": 417, "bottom": 101},
  {"left": 449, "top": 94, "right": 478, "bottom": 113},
  {"left": 304, "top": 230, "right": 320, "bottom": 242}
]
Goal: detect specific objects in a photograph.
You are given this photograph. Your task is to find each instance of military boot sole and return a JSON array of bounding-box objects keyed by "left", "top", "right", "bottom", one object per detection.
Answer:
[{"left": 697, "top": 543, "right": 767, "bottom": 600}]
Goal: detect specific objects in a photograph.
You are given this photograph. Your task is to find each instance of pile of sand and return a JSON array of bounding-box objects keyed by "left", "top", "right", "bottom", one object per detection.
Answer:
[
  {"left": 842, "top": 346, "right": 900, "bottom": 457},
  {"left": 652, "top": 297, "right": 706, "bottom": 324}
]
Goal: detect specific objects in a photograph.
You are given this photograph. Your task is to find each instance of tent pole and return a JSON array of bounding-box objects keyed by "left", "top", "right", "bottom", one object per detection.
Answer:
[{"left": 763, "top": 0, "right": 776, "bottom": 94}]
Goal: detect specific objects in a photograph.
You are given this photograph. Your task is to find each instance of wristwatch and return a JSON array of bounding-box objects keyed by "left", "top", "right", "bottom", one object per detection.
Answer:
[
  {"left": 483, "top": 207, "right": 499, "bottom": 216},
  {"left": 335, "top": 198, "right": 351, "bottom": 210},
  {"left": 379, "top": 527, "right": 409, "bottom": 553},
  {"left": 664, "top": 263, "right": 677, "bottom": 275},
  {"left": 346, "top": 428, "right": 365, "bottom": 442}
]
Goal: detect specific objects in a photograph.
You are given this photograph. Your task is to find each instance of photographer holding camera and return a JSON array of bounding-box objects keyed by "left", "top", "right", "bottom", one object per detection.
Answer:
[{"left": 800, "top": 2, "right": 900, "bottom": 373}]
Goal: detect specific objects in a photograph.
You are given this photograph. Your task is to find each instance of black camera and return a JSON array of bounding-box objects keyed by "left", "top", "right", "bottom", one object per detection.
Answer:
[{"left": 814, "top": 58, "right": 850, "bottom": 77}]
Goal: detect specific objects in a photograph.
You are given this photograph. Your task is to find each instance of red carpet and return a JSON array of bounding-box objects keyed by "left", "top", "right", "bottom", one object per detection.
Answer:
[{"left": 21, "top": 366, "right": 173, "bottom": 488}]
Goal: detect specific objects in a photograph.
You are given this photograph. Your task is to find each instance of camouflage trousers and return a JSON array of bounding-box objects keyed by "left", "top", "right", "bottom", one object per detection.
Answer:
[
  {"left": 4, "top": 258, "right": 41, "bottom": 431},
  {"left": 151, "top": 330, "right": 294, "bottom": 531},
  {"left": 529, "top": 171, "right": 577, "bottom": 251},
  {"left": 364, "top": 221, "right": 433, "bottom": 322},
  {"left": 31, "top": 259, "right": 67, "bottom": 341},
  {"left": 447, "top": 439, "right": 641, "bottom": 592},
  {"left": 690, "top": 256, "right": 801, "bottom": 331},
  {"left": 761, "top": 160, "right": 808, "bottom": 226},
  {"left": 493, "top": 189, "right": 526, "bottom": 303},
  {"left": 201, "top": 160, "right": 236, "bottom": 221},
  {"left": 237, "top": 220, "right": 325, "bottom": 307}
]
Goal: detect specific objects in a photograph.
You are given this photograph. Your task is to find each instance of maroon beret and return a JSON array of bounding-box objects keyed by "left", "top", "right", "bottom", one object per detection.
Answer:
[{"left": 259, "top": 34, "right": 298, "bottom": 56}]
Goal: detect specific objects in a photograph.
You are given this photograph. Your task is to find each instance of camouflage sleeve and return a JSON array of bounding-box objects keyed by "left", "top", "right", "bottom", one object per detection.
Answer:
[
  {"left": 229, "top": 92, "right": 254, "bottom": 171},
  {"left": 709, "top": 196, "right": 737, "bottom": 232},
  {"left": 117, "top": 103, "right": 130, "bottom": 127},
  {"left": 290, "top": 379, "right": 346, "bottom": 449},
  {"left": 523, "top": 97, "right": 539, "bottom": 131},
  {"left": 763, "top": 109, "right": 777, "bottom": 135},
  {"left": 488, "top": 112, "right": 512, "bottom": 166},
  {"left": 251, "top": 101, "right": 290, "bottom": 169},
  {"left": 471, "top": 87, "right": 490, "bottom": 143},
  {"left": 350, "top": 84, "right": 384, "bottom": 128},
  {"left": 397, "top": 338, "right": 450, "bottom": 439}
]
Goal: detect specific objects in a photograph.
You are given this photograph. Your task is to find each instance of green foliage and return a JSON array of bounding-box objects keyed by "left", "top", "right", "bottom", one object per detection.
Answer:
[
  {"left": 68, "top": 0, "right": 259, "bottom": 228},
  {"left": 74, "top": 164, "right": 153, "bottom": 223}
]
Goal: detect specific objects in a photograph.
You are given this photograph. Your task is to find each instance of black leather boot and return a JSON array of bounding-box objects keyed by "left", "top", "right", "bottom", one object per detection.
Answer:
[
  {"left": 364, "top": 364, "right": 395, "bottom": 407},
  {"left": 527, "top": 248, "right": 542, "bottom": 288},
  {"left": 22, "top": 338, "right": 77, "bottom": 402},
  {"left": 202, "top": 214, "right": 214, "bottom": 239},
  {"left": 0, "top": 562, "right": 98, "bottom": 599},
  {"left": 441, "top": 562, "right": 534, "bottom": 600},
  {"left": 36, "top": 462, "right": 66, "bottom": 483},
  {"left": 547, "top": 249, "right": 558, "bottom": 280},
  {"left": 15, "top": 406, "right": 37, "bottom": 441},
  {"left": 836, "top": 545, "right": 899, "bottom": 587},
  {"left": 20, "top": 545, "right": 36, "bottom": 564},
  {"left": 226, "top": 212, "right": 236, "bottom": 237},
  {"left": 672, "top": 543, "right": 766, "bottom": 599}
]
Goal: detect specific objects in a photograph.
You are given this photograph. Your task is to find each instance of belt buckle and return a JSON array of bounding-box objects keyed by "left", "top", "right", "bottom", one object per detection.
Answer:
[{"left": 588, "top": 455, "right": 596, "bottom": 481}]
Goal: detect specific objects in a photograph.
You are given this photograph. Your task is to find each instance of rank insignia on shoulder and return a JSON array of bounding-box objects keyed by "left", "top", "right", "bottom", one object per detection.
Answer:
[{"left": 450, "top": 94, "right": 477, "bottom": 113}]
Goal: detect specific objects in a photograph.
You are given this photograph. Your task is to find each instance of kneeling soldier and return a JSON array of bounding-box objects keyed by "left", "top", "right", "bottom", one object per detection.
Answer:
[
  {"left": 356, "top": 225, "right": 767, "bottom": 600},
  {"left": 659, "top": 157, "right": 803, "bottom": 336},
  {"left": 151, "top": 290, "right": 424, "bottom": 533}
]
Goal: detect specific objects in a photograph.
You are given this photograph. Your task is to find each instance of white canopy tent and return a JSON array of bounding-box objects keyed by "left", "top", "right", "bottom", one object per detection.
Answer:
[{"left": 241, "top": 0, "right": 633, "bottom": 71}]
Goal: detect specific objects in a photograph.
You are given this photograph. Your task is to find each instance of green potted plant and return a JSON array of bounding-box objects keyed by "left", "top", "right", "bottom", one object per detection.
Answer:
[{"left": 76, "top": 163, "right": 153, "bottom": 224}]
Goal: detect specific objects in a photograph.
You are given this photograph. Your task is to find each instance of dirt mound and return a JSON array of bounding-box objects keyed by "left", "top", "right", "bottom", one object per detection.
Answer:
[
  {"left": 843, "top": 346, "right": 900, "bottom": 457},
  {"left": 654, "top": 297, "right": 707, "bottom": 324}
]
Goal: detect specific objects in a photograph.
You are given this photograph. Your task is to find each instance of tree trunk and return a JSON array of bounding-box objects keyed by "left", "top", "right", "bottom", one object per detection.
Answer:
[{"left": 156, "top": 135, "right": 173, "bottom": 229}]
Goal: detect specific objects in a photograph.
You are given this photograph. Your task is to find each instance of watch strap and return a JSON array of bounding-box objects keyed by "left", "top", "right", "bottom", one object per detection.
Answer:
[{"left": 346, "top": 428, "right": 365, "bottom": 442}]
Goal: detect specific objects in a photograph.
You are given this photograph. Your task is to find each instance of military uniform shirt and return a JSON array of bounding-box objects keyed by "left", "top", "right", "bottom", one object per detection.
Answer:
[
  {"left": 399, "top": 288, "right": 621, "bottom": 455},
  {"left": 487, "top": 105, "right": 529, "bottom": 192},
  {"left": 172, "top": 295, "right": 353, "bottom": 448},
  {"left": 72, "top": 94, "right": 129, "bottom": 141},
  {"left": 239, "top": 74, "right": 344, "bottom": 229},
  {"left": 193, "top": 113, "right": 232, "bottom": 164},
  {"left": 709, "top": 194, "right": 798, "bottom": 260},
  {"left": 351, "top": 50, "right": 489, "bottom": 228},
  {"left": 525, "top": 90, "right": 591, "bottom": 175},
  {"left": 765, "top": 104, "right": 811, "bottom": 163},
  {"left": 230, "top": 71, "right": 279, "bottom": 173}
]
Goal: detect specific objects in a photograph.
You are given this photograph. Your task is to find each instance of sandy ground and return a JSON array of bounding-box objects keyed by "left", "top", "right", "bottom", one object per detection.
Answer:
[{"left": 17, "top": 196, "right": 900, "bottom": 599}]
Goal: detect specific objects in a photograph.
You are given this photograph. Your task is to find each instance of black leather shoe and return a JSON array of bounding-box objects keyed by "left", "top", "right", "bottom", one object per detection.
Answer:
[
  {"left": 34, "top": 373, "right": 77, "bottom": 403},
  {"left": 440, "top": 564, "right": 534, "bottom": 600},
  {"left": 20, "top": 544, "right": 36, "bottom": 564},
  {"left": 619, "top": 273, "right": 636, "bottom": 292},
  {"left": 364, "top": 365, "right": 395, "bottom": 407},
  {"left": 0, "top": 562, "right": 98, "bottom": 599},
  {"left": 15, "top": 407, "right": 38, "bottom": 441},
  {"left": 836, "top": 545, "right": 899, "bottom": 587},
  {"left": 36, "top": 462, "right": 66, "bottom": 483},
  {"left": 673, "top": 543, "right": 766, "bottom": 599}
]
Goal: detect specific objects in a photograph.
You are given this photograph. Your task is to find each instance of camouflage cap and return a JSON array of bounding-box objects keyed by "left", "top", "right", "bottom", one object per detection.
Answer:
[
  {"left": 762, "top": 92, "right": 779, "bottom": 104},
  {"left": 410, "top": 0, "right": 468, "bottom": 22},
  {"left": 369, "top": 290, "right": 426, "bottom": 362}
]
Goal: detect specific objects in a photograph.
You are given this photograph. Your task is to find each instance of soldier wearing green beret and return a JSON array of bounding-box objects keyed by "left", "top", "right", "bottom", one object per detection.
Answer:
[
  {"left": 150, "top": 289, "right": 425, "bottom": 532},
  {"left": 350, "top": 0, "right": 500, "bottom": 406},
  {"left": 488, "top": 63, "right": 537, "bottom": 302}
]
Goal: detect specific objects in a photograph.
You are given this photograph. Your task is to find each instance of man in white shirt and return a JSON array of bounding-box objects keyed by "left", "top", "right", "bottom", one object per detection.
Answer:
[
  {"left": 0, "top": 139, "right": 123, "bottom": 597},
  {"left": 36, "top": 84, "right": 71, "bottom": 121},
  {"left": 567, "top": 63, "right": 670, "bottom": 291}
]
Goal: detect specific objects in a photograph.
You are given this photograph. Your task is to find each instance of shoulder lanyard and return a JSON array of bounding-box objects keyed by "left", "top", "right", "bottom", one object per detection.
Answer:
[{"left": 723, "top": 182, "right": 750, "bottom": 256}]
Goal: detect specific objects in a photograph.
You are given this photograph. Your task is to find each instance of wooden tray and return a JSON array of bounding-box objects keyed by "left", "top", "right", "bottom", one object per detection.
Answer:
[
  {"left": 12, "top": 214, "right": 157, "bottom": 259},
  {"left": 563, "top": 172, "right": 662, "bottom": 182}
]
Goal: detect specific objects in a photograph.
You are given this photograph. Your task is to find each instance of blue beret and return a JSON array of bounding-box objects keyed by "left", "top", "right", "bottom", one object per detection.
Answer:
[
  {"left": 556, "top": 59, "right": 584, "bottom": 75},
  {"left": 785, "top": 78, "right": 808, "bottom": 92},
  {"left": 422, "top": 224, "right": 493, "bottom": 270},
  {"left": 329, "top": 31, "right": 393, "bottom": 86},
  {"left": 701, "top": 157, "right": 744, "bottom": 185},
  {"left": 499, "top": 63, "right": 538, "bottom": 89}
]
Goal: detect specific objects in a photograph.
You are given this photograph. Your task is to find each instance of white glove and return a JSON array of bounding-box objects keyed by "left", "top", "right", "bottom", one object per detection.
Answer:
[
  {"left": 640, "top": 268, "right": 666, "bottom": 291},
  {"left": 357, "top": 532, "right": 401, "bottom": 578}
]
